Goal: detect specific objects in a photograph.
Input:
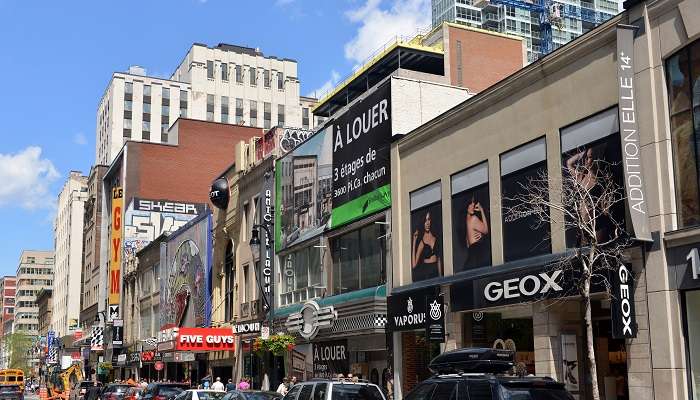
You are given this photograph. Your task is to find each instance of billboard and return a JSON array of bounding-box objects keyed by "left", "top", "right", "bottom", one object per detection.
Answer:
[
  {"left": 331, "top": 82, "right": 392, "bottom": 228},
  {"left": 123, "top": 198, "right": 205, "bottom": 257},
  {"left": 409, "top": 182, "right": 443, "bottom": 282},
  {"left": 109, "top": 187, "right": 123, "bottom": 308},
  {"left": 275, "top": 130, "right": 333, "bottom": 251},
  {"left": 160, "top": 213, "right": 212, "bottom": 330},
  {"left": 451, "top": 163, "right": 491, "bottom": 272}
]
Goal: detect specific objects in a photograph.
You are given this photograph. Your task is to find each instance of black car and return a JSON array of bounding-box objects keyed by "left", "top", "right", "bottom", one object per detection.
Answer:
[
  {"left": 0, "top": 385, "right": 24, "bottom": 400},
  {"left": 141, "top": 383, "right": 190, "bottom": 400},
  {"left": 404, "top": 348, "right": 574, "bottom": 400},
  {"left": 223, "top": 391, "right": 282, "bottom": 400}
]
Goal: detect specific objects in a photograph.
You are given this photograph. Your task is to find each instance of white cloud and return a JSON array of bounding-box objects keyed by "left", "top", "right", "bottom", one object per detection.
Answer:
[
  {"left": 73, "top": 132, "right": 87, "bottom": 146},
  {"left": 307, "top": 70, "right": 341, "bottom": 98},
  {"left": 0, "top": 147, "right": 60, "bottom": 210},
  {"left": 344, "top": 0, "right": 431, "bottom": 65}
]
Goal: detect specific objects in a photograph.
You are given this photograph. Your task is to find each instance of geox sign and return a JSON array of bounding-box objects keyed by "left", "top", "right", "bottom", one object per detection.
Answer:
[
  {"left": 610, "top": 263, "right": 637, "bottom": 338},
  {"left": 483, "top": 270, "right": 564, "bottom": 302}
]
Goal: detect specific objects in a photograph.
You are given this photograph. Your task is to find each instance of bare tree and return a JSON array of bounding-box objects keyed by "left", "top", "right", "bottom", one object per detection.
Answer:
[{"left": 503, "top": 153, "right": 629, "bottom": 400}]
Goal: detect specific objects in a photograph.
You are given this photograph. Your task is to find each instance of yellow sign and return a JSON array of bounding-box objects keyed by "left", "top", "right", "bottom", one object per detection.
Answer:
[{"left": 109, "top": 187, "right": 123, "bottom": 307}]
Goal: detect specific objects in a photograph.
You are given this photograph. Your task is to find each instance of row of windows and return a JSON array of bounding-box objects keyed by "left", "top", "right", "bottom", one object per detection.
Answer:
[
  {"left": 18, "top": 267, "right": 52, "bottom": 275},
  {"left": 206, "top": 60, "right": 285, "bottom": 90},
  {"left": 123, "top": 84, "right": 185, "bottom": 141}
]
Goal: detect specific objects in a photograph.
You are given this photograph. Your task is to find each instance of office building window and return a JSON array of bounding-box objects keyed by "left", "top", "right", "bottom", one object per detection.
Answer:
[
  {"left": 264, "top": 102, "right": 271, "bottom": 129},
  {"left": 236, "top": 98, "right": 244, "bottom": 124},
  {"left": 221, "top": 96, "right": 229, "bottom": 124},
  {"left": 264, "top": 70, "right": 271, "bottom": 88},
  {"left": 250, "top": 66, "right": 257, "bottom": 86},
  {"left": 302, "top": 107, "right": 310, "bottom": 129},
  {"left": 124, "top": 100, "right": 132, "bottom": 112},
  {"left": 667, "top": 41, "right": 700, "bottom": 227},
  {"left": 332, "top": 222, "right": 386, "bottom": 295},
  {"left": 277, "top": 104, "right": 285, "bottom": 127},
  {"left": 280, "top": 246, "right": 322, "bottom": 306},
  {"left": 250, "top": 101, "right": 258, "bottom": 127},
  {"left": 125, "top": 82, "right": 133, "bottom": 94},
  {"left": 142, "top": 120, "right": 150, "bottom": 141},
  {"left": 123, "top": 118, "right": 131, "bottom": 138},
  {"left": 207, "top": 60, "right": 214, "bottom": 79},
  {"left": 207, "top": 94, "right": 215, "bottom": 121},
  {"left": 236, "top": 65, "right": 243, "bottom": 83},
  {"left": 143, "top": 102, "right": 151, "bottom": 115},
  {"left": 143, "top": 84, "right": 151, "bottom": 103},
  {"left": 162, "top": 87, "right": 170, "bottom": 104},
  {"left": 221, "top": 63, "right": 228, "bottom": 81},
  {"left": 180, "top": 90, "right": 188, "bottom": 118},
  {"left": 278, "top": 72, "right": 284, "bottom": 90}
]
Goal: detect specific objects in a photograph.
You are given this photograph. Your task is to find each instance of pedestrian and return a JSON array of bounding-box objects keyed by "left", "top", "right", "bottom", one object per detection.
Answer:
[
  {"left": 276, "top": 378, "right": 289, "bottom": 395},
  {"left": 225, "top": 379, "right": 236, "bottom": 392},
  {"left": 211, "top": 377, "right": 225, "bottom": 391}
]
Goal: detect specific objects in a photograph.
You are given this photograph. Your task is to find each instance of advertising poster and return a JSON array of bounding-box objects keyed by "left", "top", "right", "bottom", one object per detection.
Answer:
[
  {"left": 560, "top": 334, "right": 580, "bottom": 393},
  {"left": 275, "top": 130, "right": 333, "bottom": 251},
  {"left": 560, "top": 108, "right": 625, "bottom": 247},
  {"left": 109, "top": 187, "right": 123, "bottom": 308},
  {"left": 451, "top": 163, "right": 491, "bottom": 272},
  {"left": 331, "top": 83, "right": 392, "bottom": 229},
  {"left": 409, "top": 182, "right": 443, "bottom": 282},
  {"left": 313, "top": 340, "right": 349, "bottom": 378},
  {"left": 500, "top": 139, "right": 551, "bottom": 262},
  {"left": 160, "top": 213, "right": 212, "bottom": 330}
]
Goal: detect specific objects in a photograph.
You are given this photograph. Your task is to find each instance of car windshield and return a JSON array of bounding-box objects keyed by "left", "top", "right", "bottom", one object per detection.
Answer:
[
  {"left": 330, "top": 385, "right": 384, "bottom": 400},
  {"left": 499, "top": 385, "right": 574, "bottom": 400},
  {"left": 159, "top": 387, "right": 186, "bottom": 397},
  {"left": 106, "top": 385, "right": 133, "bottom": 393},
  {"left": 241, "top": 393, "right": 280, "bottom": 400},
  {"left": 196, "top": 392, "right": 226, "bottom": 400},
  {"left": 0, "top": 386, "right": 20, "bottom": 392}
]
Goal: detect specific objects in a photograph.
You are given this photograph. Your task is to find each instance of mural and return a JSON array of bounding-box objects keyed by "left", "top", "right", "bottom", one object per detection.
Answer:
[
  {"left": 160, "top": 212, "right": 212, "bottom": 330},
  {"left": 124, "top": 198, "right": 206, "bottom": 257}
]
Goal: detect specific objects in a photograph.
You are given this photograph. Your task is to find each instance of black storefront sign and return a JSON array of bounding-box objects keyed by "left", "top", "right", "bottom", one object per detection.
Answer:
[
  {"left": 387, "top": 286, "right": 439, "bottom": 331},
  {"left": 425, "top": 293, "right": 445, "bottom": 342},
  {"left": 313, "top": 340, "right": 349, "bottom": 378},
  {"left": 666, "top": 242, "right": 700, "bottom": 291},
  {"left": 610, "top": 263, "right": 637, "bottom": 339},
  {"left": 259, "top": 172, "right": 274, "bottom": 314}
]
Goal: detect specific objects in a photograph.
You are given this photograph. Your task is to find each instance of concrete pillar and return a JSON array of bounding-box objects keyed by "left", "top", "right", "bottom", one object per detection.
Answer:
[
  {"left": 533, "top": 302, "right": 560, "bottom": 379},
  {"left": 627, "top": 266, "right": 654, "bottom": 400},
  {"left": 444, "top": 287, "right": 462, "bottom": 352},
  {"left": 392, "top": 332, "right": 403, "bottom": 400}
]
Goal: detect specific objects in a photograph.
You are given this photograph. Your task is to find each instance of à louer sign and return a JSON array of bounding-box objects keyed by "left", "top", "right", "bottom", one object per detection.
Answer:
[{"left": 175, "top": 327, "right": 235, "bottom": 351}]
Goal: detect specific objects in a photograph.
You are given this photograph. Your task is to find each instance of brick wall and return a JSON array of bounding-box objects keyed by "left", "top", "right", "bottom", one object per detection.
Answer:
[
  {"left": 126, "top": 119, "right": 262, "bottom": 205},
  {"left": 447, "top": 25, "right": 524, "bottom": 93}
]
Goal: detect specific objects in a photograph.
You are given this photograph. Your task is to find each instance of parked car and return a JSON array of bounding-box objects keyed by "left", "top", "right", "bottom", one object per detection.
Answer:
[
  {"left": 141, "top": 383, "right": 190, "bottom": 400},
  {"left": 0, "top": 384, "right": 24, "bottom": 400},
  {"left": 222, "top": 391, "right": 282, "bottom": 400},
  {"left": 124, "top": 387, "right": 144, "bottom": 400},
  {"left": 85, "top": 385, "right": 105, "bottom": 400},
  {"left": 71, "top": 381, "right": 100, "bottom": 400},
  {"left": 100, "top": 384, "right": 136, "bottom": 400},
  {"left": 283, "top": 379, "right": 385, "bottom": 400},
  {"left": 174, "top": 390, "right": 227, "bottom": 400},
  {"left": 403, "top": 348, "right": 575, "bottom": 400}
]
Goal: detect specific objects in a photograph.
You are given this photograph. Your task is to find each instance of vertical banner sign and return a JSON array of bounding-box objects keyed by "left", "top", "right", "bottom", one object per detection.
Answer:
[
  {"left": 260, "top": 172, "right": 274, "bottom": 315},
  {"left": 610, "top": 264, "right": 637, "bottom": 338},
  {"left": 331, "top": 83, "right": 392, "bottom": 228},
  {"left": 425, "top": 294, "right": 445, "bottom": 342},
  {"left": 560, "top": 334, "right": 580, "bottom": 393},
  {"left": 616, "top": 25, "right": 651, "bottom": 242},
  {"left": 313, "top": 340, "right": 349, "bottom": 378},
  {"left": 109, "top": 187, "right": 123, "bottom": 311}
]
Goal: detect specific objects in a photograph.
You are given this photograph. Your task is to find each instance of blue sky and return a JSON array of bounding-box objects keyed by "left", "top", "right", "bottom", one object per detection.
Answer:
[{"left": 0, "top": 0, "right": 430, "bottom": 276}]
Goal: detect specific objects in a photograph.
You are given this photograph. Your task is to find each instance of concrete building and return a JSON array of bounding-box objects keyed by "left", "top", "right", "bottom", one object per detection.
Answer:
[
  {"left": 52, "top": 171, "right": 88, "bottom": 337},
  {"left": 80, "top": 165, "right": 108, "bottom": 329},
  {"left": 0, "top": 277, "right": 16, "bottom": 369},
  {"left": 36, "top": 289, "right": 52, "bottom": 338},
  {"left": 14, "top": 250, "right": 54, "bottom": 335},
  {"left": 97, "top": 43, "right": 314, "bottom": 164},
  {"left": 431, "top": 0, "right": 622, "bottom": 63},
  {"left": 386, "top": 0, "right": 700, "bottom": 399}
]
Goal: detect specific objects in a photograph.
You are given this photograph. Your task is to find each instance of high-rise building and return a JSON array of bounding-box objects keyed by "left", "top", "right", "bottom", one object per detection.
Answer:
[
  {"left": 96, "top": 44, "right": 313, "bottom": 164},
  {"left": 14, "top": 250, "right": 54, "bottom": 335},
  {"left": 431, "top": 0, "right": 622, "bottom": 63},
  {"left": 52, "top": 172, "right": 88, "bottom": 337}
]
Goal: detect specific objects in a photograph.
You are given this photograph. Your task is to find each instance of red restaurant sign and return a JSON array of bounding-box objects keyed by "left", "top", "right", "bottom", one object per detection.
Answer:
[{"left": 175, "top": 328, "right": 235, "bottom": 352}]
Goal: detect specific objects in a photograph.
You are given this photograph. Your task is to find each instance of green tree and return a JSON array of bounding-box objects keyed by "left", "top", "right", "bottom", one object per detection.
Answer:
[{"left": 4, "top": 332, "right": 34, "bottom": 375}]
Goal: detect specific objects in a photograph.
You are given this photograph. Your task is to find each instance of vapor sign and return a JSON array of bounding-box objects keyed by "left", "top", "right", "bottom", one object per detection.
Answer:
[{"left": 331, "top": 83, "right": 392, "bottom": 228}]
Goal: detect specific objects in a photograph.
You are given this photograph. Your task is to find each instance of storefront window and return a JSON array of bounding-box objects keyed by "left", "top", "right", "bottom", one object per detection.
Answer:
[
  {"left": 331, "top": 222, "right": 386, "bottom": 294},
  {"left": 410, "top": 182, "right": 444, "bottom": 282},
  {"left": 280, "top": 246, "right": 323, "bottom": 306},
  {"left": 685, "top": 290, "right": 700, "bottom": 399},
  {"left": 451, "top": 162, "right": 491, "bottom": 272},
  {"left": 501, "top": 139, "right": 551, "bottom": 261},
  {"left": 666, "top": 40, "right": 700, "bottom": 227}
]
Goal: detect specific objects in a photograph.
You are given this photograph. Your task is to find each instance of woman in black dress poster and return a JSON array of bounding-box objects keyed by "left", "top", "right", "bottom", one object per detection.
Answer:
[{"left": 411, "top": 205, "right": 443, "bottom": 281}]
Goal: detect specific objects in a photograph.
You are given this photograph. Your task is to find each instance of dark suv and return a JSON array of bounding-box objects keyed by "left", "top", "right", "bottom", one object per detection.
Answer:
[
  {"left": 404, "top": 348, "right": 574, "bottom": 400},
  {"left": 141, "top": 383, "right": 190, "bottom": 400}
]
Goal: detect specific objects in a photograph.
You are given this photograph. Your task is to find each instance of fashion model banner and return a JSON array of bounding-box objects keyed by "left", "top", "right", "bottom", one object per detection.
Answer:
[
  {"left": 331, "top": 82, "right": 392, "bottom": 229},
  {"left": 617, "top": 24, "right": 651, "bottom": 242},
  {"left": 260, "top": 171, "right": 274, "bottom": 314},
  {"left": 410, "top": 182, "right": 443, "bottom": 282},
  {"left": 313, "top": 339, "right": 349, "bottom": 378},
  {"left": 451, "top": 163, "right": 491, "bottom": 272},
  {"left": 109, "top": 187, "right": 123, "bottom": 310}
]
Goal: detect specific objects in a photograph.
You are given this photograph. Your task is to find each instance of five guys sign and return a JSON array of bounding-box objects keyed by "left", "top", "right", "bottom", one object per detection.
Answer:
[
  {"left": 175, "top": 328, "right": 235, "bottom": 351},
  {"left": 109, "top": 187, "right": 123, "bottom": 311}
]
